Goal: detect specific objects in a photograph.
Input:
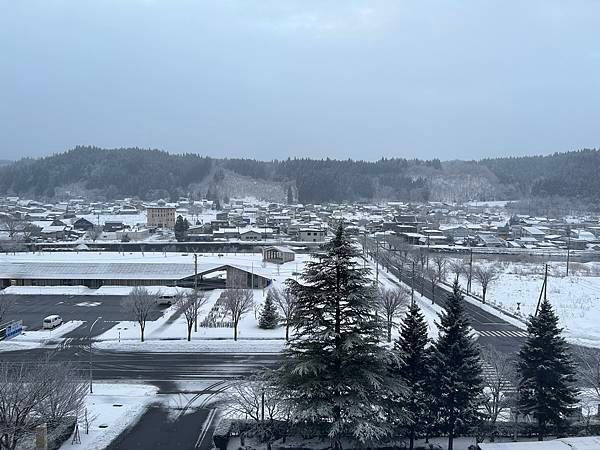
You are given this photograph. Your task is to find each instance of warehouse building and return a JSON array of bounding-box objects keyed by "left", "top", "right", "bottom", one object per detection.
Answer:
[{"left": 0, "top": 261, "right": 271, "bottom": 290}]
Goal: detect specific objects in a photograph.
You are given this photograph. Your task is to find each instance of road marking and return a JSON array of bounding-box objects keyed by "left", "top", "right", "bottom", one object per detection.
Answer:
[
  {"left": 195, "top": 408, "right": 217, "bottom": 448},
  {"left": 478, "top": 330, "right": 528, "bottom": 338}
]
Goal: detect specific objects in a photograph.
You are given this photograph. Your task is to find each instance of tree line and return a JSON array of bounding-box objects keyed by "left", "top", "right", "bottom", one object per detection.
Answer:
[{"left": 3, "top": 146, "right": 600, "bottom": 205}]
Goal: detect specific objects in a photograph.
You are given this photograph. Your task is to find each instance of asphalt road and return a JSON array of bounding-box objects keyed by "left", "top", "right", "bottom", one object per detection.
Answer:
[
  {"left": 106, "top": 405, "right": 216, "bottom": 450},
  {"left": 0, "top": 347, "right": 281, "bottom": 381},
  {"left": 365, "top": 240, "right": 529, "bottom": 354},
  {"left": 0, "top": 348, "right": 277, "bottom": 449},
  {"left": 2, "top": 294, "right": 167, "bottom": 337}
]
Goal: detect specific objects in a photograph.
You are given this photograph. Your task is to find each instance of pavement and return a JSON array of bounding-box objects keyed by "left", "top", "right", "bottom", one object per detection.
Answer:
[
  {"left": 0, "top": 347, "right": 281, "bottom": 381},
  {"left": 106, "top": 405, "right": 218, "bottom": 450},
  {"left": 2, "top": 294, "right": 167, "bottom": 337}
]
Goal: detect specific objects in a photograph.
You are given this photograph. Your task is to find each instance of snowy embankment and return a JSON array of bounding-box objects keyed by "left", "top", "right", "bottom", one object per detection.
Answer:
[
  {"left": 59, "top": 383, "right": 157, "bottom": 450},
  {"left": 94, "top": 339, "right": 285, "bottom": 353}
]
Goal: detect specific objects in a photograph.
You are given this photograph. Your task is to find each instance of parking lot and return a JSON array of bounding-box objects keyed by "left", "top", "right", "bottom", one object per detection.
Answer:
[{"left": 2, "top": 295, "right": 168, "bottom": 338}]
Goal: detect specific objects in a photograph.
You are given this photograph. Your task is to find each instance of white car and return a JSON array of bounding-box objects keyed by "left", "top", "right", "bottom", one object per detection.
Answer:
[{"left": 43, "top": 315, "right": 63, "bottom": 329}]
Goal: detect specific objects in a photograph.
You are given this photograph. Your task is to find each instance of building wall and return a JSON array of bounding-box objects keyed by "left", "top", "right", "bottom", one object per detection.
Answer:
[
  {"left": 147, "top": 207, "right": 176, "bottom": 229},
  {"left": 9, "top": 278, "right": 177, "bottom": 288}
]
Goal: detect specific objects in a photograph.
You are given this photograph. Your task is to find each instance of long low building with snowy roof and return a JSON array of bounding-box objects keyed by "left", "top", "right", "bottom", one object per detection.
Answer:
[{"left": 0, "top": 261, "right": 271, "bottom": 290}]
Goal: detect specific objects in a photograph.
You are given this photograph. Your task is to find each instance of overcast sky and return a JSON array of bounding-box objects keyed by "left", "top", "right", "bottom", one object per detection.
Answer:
[{"left": 2, "top": 1, "right": 600, "bottom": 161}]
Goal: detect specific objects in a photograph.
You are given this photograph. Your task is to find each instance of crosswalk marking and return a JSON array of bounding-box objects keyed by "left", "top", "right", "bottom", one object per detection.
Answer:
[{"left": 478, "top": 329, "right": 528, "bottom": 338}]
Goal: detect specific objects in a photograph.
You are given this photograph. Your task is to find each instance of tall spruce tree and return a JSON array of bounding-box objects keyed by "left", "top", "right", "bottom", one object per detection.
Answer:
[
  {"left": 278, "top": 224, "right": 405, "bottom": 448},
  {"left": 430, "top": 281, "right": 483, "bottom": 450},
  {"left": 517, "top": 298, "right": 578, "bottom": 441},
  {"left": 393, "top": 301, "right": 430, "bottom": 450},
  {"left": 259, "top": 290, "right": 280, "bottom": 329},
  {"left": 174, "top": 215, "right": 189, "bottom": 241}
]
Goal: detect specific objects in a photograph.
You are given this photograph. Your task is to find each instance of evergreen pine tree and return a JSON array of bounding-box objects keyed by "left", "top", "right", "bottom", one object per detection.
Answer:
[
  {"left": 278, "top": 224, "right": 406, "bottom": 448},
  {"left": 393, "top": 301, "right": 430, "bottom": 450},
  {"left": 287, "top": 185, "right": 294, "bottom": 204},
  {"left": 259, "top": 290, "right": 280, "bottom": 329},
  {"left": 517, "top": 298, "right": 578, "bottom": 441},
  {"left": 430, "top": 281, "right": 483, "bottom": 450},
  {"left": 174, "top": 215, "right": 189, "bottom": 241}
]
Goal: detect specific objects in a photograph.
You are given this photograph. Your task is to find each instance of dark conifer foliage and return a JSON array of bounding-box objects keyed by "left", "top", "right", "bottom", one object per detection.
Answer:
[
  {"left": 174, "top": 215, "right": 189, "bottom": 241},
  {"left": 430, "top": 281, "right": 483, "bottom": 450},
  {"left": 278, "top": 225, "right": 406, "bottom": 447},
  {"left": 517, "top": 298, "right": 578, "bottom": 441},
  {"left": 393, "top": 301, "right": 430, "bottom": 450},
  {"left": 258, "top": 290, "right": 280, "bottom": 330}
]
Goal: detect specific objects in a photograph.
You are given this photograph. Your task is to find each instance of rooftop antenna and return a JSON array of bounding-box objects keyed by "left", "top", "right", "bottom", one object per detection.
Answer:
[{"left": 534, "top": 264, "right": 548, "bottom": 316}]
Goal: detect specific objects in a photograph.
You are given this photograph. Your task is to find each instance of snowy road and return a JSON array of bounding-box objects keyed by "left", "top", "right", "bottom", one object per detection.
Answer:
[{"left": 0, "top": 347, "right": 280, "bottom": 381}]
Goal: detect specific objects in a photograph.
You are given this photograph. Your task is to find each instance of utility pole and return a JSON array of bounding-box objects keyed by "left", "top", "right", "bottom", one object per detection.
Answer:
[
  {"left": 89, "top": 316, "right": 102, "bottom": 394},
  {"left": 566, "top": 226, "right": 571, "bottom": 276},
  {"left": 375, "top": 237, "right": 379, "bottom": 286},
  {"left": 194, "top": 253, "right": 198, "bottom": 290},
  {"left": 534, "top": 264, "right": 549, "bottom": 316},
  {"left": 467, "top": 248, "right": 473, "bottom": 294},
  {"left": 411, "top": 261, "right": 415, "bottom": 303}
]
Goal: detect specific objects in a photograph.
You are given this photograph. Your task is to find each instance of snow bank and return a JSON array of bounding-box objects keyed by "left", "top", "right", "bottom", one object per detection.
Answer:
[{"left": 94, "top": 339, "right": 284, "bottom": 353}]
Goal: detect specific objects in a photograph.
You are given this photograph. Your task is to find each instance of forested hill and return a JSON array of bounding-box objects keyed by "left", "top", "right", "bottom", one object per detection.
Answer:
[
  {"left": 480, "top": 149, "right": 600, "bottom": 200},
  {"left": 0, "top": 146, "right": 599, "bottom": 203}
]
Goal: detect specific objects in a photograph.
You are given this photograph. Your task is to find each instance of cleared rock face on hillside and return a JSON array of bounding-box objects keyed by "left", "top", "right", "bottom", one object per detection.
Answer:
[{"left": 192, "top": 169, "right": 290, "bottom": 203}]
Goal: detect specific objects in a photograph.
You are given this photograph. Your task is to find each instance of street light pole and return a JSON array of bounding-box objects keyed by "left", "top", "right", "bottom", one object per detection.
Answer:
[{"left": 89, "top": 316, "right": 102, "bottom": 394}]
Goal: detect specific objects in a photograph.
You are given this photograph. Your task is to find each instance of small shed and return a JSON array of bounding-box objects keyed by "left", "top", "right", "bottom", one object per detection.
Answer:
[{"left": 262, "top": 246, "right": 295, "bottom": 264}]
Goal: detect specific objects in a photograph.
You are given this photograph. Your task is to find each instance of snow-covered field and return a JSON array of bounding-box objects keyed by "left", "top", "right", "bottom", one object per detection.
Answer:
[
  {"left": 452, "top": 258, "right": 600, "bottom": 346},
  {"left": 59, "top": 383, "right": 157, "bottom": 450}
]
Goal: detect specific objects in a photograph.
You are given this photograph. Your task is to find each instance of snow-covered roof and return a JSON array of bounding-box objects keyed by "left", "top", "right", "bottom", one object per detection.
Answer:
[
  {"left": 0, "top": 261, "right": 271, "bottom": 281},
  {"left": 480, "top": 436, "right": 600, "bottom": 449}
]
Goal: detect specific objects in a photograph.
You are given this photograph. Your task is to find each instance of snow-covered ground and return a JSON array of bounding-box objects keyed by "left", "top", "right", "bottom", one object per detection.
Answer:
[
  {"left": 59, "top": 383, "right": 157, "bottom": 450},
  {"left": 452, "top": 258, "right": 600, "bottom": 346},
  {"left": 0, "top": 320, "right": 84, "bottom": 352}
]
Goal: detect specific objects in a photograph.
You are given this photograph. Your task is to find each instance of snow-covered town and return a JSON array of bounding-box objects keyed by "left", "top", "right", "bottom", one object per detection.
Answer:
[
  {"left": 4, "top": 2, "right": 600, "bottom": 449},
  {"left": 1, "top": 194, "right": 600, "bottom": 450}
]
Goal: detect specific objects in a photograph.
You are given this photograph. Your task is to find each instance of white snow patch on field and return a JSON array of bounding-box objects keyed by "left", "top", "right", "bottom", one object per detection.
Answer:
[{"left": 449, "top": 258, "right": 600, "bottom": 346}]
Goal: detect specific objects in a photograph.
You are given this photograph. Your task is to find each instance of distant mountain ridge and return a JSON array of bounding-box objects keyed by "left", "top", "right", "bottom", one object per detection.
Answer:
[{"left": 0, "top": 146, "right": 598, "bottom": 205}]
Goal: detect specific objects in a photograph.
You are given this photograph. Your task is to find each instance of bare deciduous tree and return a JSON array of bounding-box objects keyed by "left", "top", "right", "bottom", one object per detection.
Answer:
[
  {"left": 123, "top": 286, "right": 157, "bottom": 342},
  {"left": 0, "top": 215, "right": 19, "bottom": 239},
  {"left": 473, "top": 265, "right": 499, "bottom": 303},
  {"left": 273, "top": 287, "right": 297, "bottom": 341},
  {"left": 480, "top": 346, "right": 517, "bottom": 442},
  {"left": 576, "top": 347, "right": 600, "bottom": 402},
  {"left": 222, "top": 289, "right": 254, "bottom": 341},
  {"left": 176, "top": 290, "right": 207, "bottom": 341},
  {"left": 448, "top": 259, "right": 466, "bottom": 283},
  {"left": 85, "top": 226, "right": 102, "bottom": 242},
  {"left": 224, "top": 372, "right": 282, "bottom": 423},
  {"left": 431, "top": 254, "right": 448, "bottom": 284},
  {"left": 0, "top": 292, "right": 16, "bottom": 324},
  {"left": 224, "top": 370, "right": 288, "bottom": 450},
  {"left": 0, "top": 358, "right": 87, "bottom": 450},
  {"left": 377, "top": 286, "right": 409, "bottom": 342}
]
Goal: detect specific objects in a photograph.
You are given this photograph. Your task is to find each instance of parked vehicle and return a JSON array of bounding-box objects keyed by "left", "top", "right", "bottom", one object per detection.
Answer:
[
  {"left": 157, "top": 294, "right": 175, "bottom": 306},
  {"left": 43, "top": 315, "right": 63, "bottom": 329}
]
